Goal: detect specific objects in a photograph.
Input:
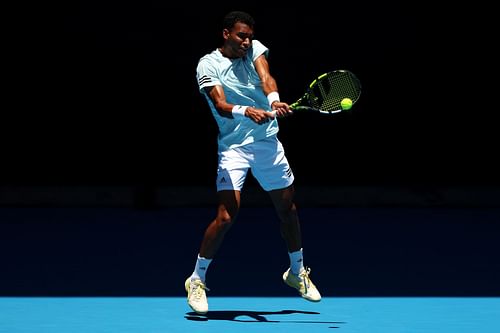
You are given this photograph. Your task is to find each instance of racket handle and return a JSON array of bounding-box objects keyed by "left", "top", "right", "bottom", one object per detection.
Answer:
[{"left": 269, "top": 109, "right": 296, "bottom": 117}]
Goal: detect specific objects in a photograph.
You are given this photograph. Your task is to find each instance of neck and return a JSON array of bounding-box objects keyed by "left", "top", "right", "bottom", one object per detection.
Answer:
[{"left": 219, "top": 46, "right": 238, "bottom": 59}]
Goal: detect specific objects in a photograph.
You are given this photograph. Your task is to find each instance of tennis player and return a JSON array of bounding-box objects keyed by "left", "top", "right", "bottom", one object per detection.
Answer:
[{"left": 185, "top": 10, "right": 321, "bottom": 314}]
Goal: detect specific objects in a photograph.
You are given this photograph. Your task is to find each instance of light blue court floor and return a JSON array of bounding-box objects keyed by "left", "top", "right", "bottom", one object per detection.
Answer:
[{"left": 1, "top": 297, "right": 499, "bottom": 333}]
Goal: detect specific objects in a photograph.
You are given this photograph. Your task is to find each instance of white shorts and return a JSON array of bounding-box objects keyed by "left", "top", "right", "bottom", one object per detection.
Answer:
[{"left": 216, "top": 135, "right": 294, "bottom": 192}]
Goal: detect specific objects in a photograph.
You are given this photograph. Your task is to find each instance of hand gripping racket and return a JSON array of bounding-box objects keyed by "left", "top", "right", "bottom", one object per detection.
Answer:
[{"left": 271, "top": 69, "right": 361, "bottom": 116}]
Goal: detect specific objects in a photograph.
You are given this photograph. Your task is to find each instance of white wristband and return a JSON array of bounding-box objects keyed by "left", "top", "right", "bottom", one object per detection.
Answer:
[
  {"left": 232, "top": 105, "right": 248, "bottom": 117},
  {"left": 267, "top": 91, "right": 280, "bottom": 108}
]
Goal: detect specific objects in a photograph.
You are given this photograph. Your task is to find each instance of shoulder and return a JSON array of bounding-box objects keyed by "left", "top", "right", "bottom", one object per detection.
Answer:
[
  {"left": 251, "top": 40, "right": 269, "bottom": 60},
  {"left": 252, "top": 40, "right": 267, "bottom": 49},
  {"left": 198, "top": 49, "right": 219, "bottom": 64},
  {"left": 197, "top": 49, "right": 221, "bottom": 71}
]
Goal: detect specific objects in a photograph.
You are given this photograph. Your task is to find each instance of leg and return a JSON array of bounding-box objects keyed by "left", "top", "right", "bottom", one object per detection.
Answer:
[
  {"left": 269, "top": 184, "right": 321, "bottom": 302},
  {"left": 185, "top": 190, "right": 241, "bottom": 314},
  {"left": 199, "top": 190, "right": 241, "bottom": 258},
  {"left": 268, "top": 184, "right": 302, "bottom": 252}
]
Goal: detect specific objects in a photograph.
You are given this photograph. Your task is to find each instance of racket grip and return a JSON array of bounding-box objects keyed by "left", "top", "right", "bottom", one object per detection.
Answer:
[{"left": 269, "top": 110, "right": 277, "bottom": 117}]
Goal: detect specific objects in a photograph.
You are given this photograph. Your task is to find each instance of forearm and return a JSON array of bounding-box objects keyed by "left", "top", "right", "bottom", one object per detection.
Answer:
[{"left": 261, "top": 75, "right": 279, "bottom": 96}]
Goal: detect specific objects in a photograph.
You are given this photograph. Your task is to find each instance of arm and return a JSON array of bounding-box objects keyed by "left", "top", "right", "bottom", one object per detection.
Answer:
[
  {"left": 205, "top": 85, "right": 275, "bottom": 124},
  {"left": 254, "top": 54, "right": 278, "bottom": 96},
  {"left": 254, "top": 55, "right": 291, "bottom": 117}
]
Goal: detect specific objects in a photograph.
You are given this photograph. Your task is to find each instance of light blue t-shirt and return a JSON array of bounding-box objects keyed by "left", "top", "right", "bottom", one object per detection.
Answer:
[{"left": 196, "top": 40, "right": 279, "bottom": 151}]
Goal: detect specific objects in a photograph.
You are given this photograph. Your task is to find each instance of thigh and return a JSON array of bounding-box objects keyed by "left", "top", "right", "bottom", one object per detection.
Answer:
[
  {"left": 216, "top": 190, "right": 241, "bottom": 220},
  {"left": 268, "top": 184, "right": 295, "bottom": 209}
]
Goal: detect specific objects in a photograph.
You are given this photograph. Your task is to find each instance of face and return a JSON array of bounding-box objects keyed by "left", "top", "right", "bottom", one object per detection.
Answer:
[{"left": 223, "top": 22, "right": 254, "bottom": 58}]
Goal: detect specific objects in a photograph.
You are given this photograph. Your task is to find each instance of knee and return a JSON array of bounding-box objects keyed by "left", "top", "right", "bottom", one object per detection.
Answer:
[
  {"left": 277, "top": 201, "right": 297, "bottom": 218},
  {"left": 215, "top": 210, "right": 234, "bottom": 231}
]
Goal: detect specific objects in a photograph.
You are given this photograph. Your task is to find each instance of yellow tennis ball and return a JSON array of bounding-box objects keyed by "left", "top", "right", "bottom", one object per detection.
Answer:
[{"left": 341, "top": 98, "right": 353, "bottom": 110}]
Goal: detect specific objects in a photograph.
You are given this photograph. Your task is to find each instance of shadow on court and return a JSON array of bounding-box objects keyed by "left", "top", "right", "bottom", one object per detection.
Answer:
[{"left": 185, "top": 309, "right": 343, "bottom": 327}]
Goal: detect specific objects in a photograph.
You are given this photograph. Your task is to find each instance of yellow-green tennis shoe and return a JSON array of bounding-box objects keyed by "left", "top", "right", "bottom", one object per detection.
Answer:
[
  {"left": 185, "top": 277, "right": 209, "bottom": 314},
  {"left": 283, "top": 267, "right": 321, "bottom": 302}
]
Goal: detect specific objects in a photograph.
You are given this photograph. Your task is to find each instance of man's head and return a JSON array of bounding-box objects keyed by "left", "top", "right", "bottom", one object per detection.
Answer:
[
  {"left": 222, "top": 11, "right": 255, "bottom": 31},
  {"left": 221, "top": 11, "right": 255, "bottom": 59}
]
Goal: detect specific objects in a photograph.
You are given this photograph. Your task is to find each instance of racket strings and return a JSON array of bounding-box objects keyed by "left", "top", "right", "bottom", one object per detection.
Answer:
[{"left": 309, "top": 71, "right": 361, "bottom": 111}]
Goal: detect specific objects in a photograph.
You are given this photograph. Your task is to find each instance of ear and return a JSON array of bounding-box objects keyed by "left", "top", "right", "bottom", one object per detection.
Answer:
[{"left": 222, "top": 28, "right": 230, "bottom": 40}]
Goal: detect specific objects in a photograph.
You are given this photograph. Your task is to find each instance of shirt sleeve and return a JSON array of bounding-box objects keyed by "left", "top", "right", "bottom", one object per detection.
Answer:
[
  {"left": 196, "top": 57, "right": 220, "bottom": 92},
  {"left": 251, "top": 40, "right": 269, "bottom": 62}
]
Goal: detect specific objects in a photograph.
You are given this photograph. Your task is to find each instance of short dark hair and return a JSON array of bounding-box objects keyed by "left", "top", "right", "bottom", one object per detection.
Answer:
[{"left": 222, "top": 11, "right": 255, "bottom": 30}]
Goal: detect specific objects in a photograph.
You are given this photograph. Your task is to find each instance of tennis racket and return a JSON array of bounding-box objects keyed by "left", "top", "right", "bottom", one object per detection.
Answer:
[{"left": 271, "top": 69, "right": 361, "bottom": 116}]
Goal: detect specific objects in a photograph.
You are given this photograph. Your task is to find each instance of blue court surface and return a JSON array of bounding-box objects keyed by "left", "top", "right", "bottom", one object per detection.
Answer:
[
  {"left": 1, "top": 206, "right": 499, "bottom": 332},
  {"left": 1, "top": 296, "right": 499, "bottom": 332}
]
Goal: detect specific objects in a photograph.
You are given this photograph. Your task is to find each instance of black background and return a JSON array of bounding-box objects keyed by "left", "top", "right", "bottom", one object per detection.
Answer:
[
  {"left": 5, "top": 1, "right": 498, "bottom": 188},
  {"left": 2, "top": 1, "right": 499, "bottom": 298}
]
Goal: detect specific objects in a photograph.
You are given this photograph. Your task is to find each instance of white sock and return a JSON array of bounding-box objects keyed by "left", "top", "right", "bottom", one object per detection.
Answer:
[
  {"left": 289, "top": 248, "right": 304, "bottom": 275},
  {"left": 191, "top": 254, "right": 212, "bottom": 282}
]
